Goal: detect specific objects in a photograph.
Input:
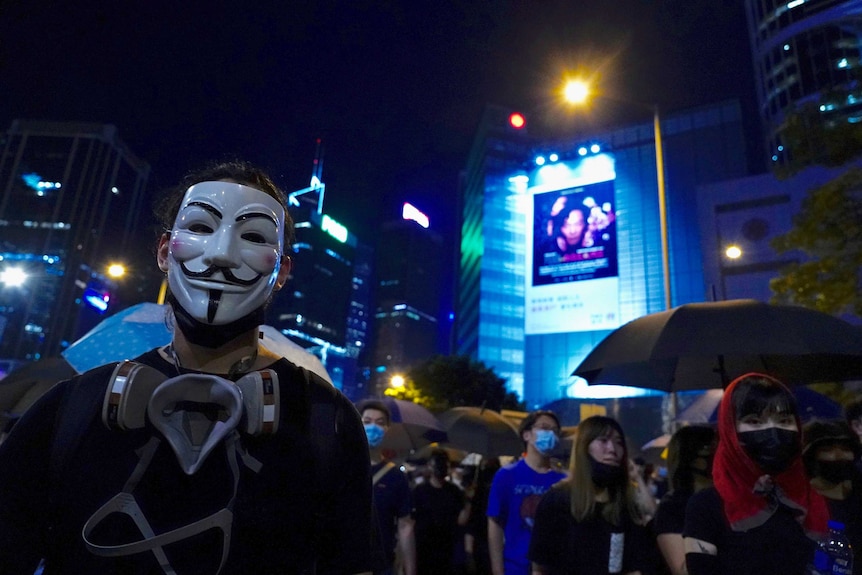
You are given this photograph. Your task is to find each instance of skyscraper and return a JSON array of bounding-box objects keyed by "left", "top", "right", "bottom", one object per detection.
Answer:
[
  {"left": 267, "top": 172, "right": 372, "bottom": 397},
  {"left": 0, "top": 120, "right": 150, "bottom": 361},
  {"left": 457, "top": 102, "right": 748, "bottom": 407},
  {"left": 370, "top": 207, "right": 444, "bottom": 395},
  {"left": 745, "top": 0, "right": 862, "bottom": 165}
]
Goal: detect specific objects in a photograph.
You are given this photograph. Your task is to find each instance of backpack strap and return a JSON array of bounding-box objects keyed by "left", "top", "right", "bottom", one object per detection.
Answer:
[
  {"left": 49, "top": 363, "right": 125, "bottom": 479},
  {"left": 372, "top": 462, "right": 396, "bottom": 486}
]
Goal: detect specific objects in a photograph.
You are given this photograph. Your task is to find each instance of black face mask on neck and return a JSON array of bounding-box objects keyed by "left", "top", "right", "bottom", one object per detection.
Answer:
[
  {"left": 168, "top": 293, "right": 265, "bottom": 349},
  {"left": 814, "top": 459, "right": 856, "bottom": 485},
  {"left": 588, "top": 455, "right": 625, "bottom": 488},
  {"left": 737, "top": 428, "right": 799, "bottom": 475}
]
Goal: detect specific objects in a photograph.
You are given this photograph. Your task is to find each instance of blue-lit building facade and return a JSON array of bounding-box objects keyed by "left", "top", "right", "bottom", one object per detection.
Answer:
[
  {"left": 456, "top": 102, "right": 748, "bottom": 408},
  {"left": 0, "top": 120, "right": 151, "bottom": 366}
]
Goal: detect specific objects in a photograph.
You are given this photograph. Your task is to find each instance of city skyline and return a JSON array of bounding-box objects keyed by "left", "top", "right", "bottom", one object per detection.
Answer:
[{"left": 2, "top": 1, "right": 756, "bottom": 247}]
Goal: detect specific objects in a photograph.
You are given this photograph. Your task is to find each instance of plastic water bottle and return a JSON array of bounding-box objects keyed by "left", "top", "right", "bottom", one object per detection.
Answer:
[{"left": 813, "top": 520, "right": 853, "bottom": 575}]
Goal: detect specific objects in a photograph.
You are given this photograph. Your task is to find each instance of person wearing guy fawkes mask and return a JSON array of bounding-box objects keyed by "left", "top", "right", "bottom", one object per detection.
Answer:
[
  {"left": 803, "top": 419, "right": 862, "bottom": 575},
  {"left": 413, "top": 449, "right": 470, "bottom": 575},
  {"left": 487, "top": 410, "right": 566, "bottom": 575},
  {"left": 683, "top": 373, "right": 829, "bottom": 575},
  {"left": 0, "top": 161, "right": 374, "bottom": 575}
]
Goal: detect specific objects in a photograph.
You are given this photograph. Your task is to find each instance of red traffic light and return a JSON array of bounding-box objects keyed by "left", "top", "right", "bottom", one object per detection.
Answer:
[{"left": 509, "top": 112, "right": 526, "bottom": 129}]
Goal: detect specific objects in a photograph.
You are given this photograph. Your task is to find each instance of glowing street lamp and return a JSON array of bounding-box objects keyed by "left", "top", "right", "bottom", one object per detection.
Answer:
[
  {"left": 563, "top": 79, "right": 590, "bottom": 105},
  {"left": 561, "top": 78, "right": 671, "bottom": 310},
  {"left": 725, "top": 245, "right": 742, "bottom": 260},
  {"left": 107, "top": 263, "right": 126, "bottom": 279},
  {"left": 390, "top": 374, "right": 405, "bottom": 389},
  {"left": 0, "top": 266, "right": 27, "bottom": 288}
]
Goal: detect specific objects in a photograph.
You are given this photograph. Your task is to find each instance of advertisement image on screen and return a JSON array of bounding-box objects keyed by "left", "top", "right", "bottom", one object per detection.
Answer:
[{"left": 532, "top": 180, "right": 618, "bottom": 287}]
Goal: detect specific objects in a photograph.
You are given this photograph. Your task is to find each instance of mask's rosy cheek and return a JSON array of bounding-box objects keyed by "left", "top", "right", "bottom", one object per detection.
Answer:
[
  {"left": 170, "top": 235, "right": 204, "bottom": 262},
  {"left": 242, "top": 248, "right": 280, "bottom": 275}
]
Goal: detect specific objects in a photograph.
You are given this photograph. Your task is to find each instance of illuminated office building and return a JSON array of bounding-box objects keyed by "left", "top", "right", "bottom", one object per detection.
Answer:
[
  {"left": 0, "top": 120, "right": 150, "bottom": 362},
  {"left": 745, "top": 0, "right": 862, "bottom": 165},
  {"left": 456, "top": 102, "right": 748, "bottom": 408},
  {"left": 370, "top": 204, "right": 444, "bottom": 394},
  {"left": 268, "top": 176, "right": 372, "bottom": 397}
]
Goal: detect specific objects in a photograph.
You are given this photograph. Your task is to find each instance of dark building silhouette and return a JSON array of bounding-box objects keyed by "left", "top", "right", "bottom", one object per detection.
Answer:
[
  {"left": 0, "top": 120, "right": 151, "bottom": 364},
  {"left": 268, "top": 175, "right": 372, "bottom": 399},
  {"left": 370, "top": 209, "right": 444, "bottom": 395}
]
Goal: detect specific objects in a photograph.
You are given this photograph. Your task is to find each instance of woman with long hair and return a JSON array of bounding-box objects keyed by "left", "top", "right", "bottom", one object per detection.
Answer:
[
  {"left": 683, "top": 373, "right": 829, "bottom": 575},
  {"left": 528, "top": 415, "right": 648, "bottom": 575},
  {"left": 654, "top": 425, "right": 716, "bottom": 575}
]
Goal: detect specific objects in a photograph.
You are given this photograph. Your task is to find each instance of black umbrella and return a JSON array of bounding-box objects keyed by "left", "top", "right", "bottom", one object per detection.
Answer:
[
  {"left": 438, "top": 407, "right": 523, "bottom": 457},
  {"left": 573, "top": 299, "right": 862, "bottom": 392}
]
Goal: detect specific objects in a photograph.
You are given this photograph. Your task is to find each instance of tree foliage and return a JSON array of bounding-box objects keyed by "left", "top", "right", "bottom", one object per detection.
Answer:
[
  {"left": 770, "top": 167, "right": 862, "bottom": 317},
  {"left": 385, "top": 354, "right": 525, "bottom": 413},
  {"left": 777, "top": 101, "right": 862, "bottom": 178}
]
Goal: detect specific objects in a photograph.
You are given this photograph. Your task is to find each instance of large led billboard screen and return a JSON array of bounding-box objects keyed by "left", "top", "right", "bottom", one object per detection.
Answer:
[{"left": 525, "top": 155, "right": 620, "bottom": 335}]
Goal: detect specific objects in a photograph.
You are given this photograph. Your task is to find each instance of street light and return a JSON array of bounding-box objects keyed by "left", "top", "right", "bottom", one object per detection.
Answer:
[
  {"left": 561, "top": 79, "right": 672, "bottom": 311},
  {"left": 563, "top": 79, "right": 590, "bottom": 105},
  {"left": 106, "top": 263, "right": 126, "bottom": 279},
  {"left": 725, "top": 245, "right": 742, "bottom": 259},
  {"left": 390, "top": 374, "right": 405, "bottom": 389},
  {"left": 0, "top": 266, "right": 27, "bottom": 288}
]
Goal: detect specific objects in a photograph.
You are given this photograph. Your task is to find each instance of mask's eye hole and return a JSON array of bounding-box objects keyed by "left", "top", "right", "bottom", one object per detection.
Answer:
[{"left": 242, "top": 232, "right": 267, "bottom": 244}]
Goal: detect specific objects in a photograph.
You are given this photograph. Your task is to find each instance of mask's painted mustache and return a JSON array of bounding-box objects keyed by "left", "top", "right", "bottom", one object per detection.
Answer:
[{"left": 180, "top": 263, "right": 261, "bottom": 286}]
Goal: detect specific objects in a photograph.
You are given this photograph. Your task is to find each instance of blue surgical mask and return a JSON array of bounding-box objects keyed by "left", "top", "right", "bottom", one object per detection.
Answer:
[
  {"left": 364, "top": 423, "right": 385, "bottom": 448},
  {"left": 534, "top": 429, "right": 558, "bottom": 455}
]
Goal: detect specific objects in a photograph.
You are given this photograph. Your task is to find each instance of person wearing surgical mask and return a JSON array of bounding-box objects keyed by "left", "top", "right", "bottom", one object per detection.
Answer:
[
  {"left": 487, "top": 410, "right": 567, "bottom": 575},
  {"left": 803, "top": 419, "right": 862, "bottom": 575},
  {"left": 528, "top": 415, "right": 648, "bottom": 575},
  {"left": 684, "top": 373, "right": 829, "bottom": 575},
  {"left": 0, "top": 161, "right": 374, "bottom": 575},
  {"left": 359, "top": 400, "right": 417, "bottom": 575}
]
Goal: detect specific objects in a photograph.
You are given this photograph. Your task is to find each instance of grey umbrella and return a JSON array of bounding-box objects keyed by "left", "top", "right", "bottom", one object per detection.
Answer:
[
  {"left": 573, "top": 299, "right": 862, "bottom": 392},
  {"left": 438, "top": 407, "right": 523, "bottom": 457}
]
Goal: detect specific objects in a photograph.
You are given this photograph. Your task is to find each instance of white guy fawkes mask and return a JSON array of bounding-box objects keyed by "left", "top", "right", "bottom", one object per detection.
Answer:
[{"left": 166, "top": 181, "right": 285, "bottom": 325}]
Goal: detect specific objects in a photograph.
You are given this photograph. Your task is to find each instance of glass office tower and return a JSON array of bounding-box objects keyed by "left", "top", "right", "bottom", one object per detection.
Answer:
[
  {"left": 457, "top": 102, "right": 748, "bottom": 408},
  {"left": 745, "top": 0, "right": 862, "bottom": 165}
]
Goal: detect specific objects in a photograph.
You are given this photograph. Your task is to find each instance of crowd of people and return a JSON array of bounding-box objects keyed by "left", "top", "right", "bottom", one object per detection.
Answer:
[
  {"left": 363, "top": 374, "right": 862, "bottom": 575},
  {"left": 0, "top": 160, "right": 860, "bottom": 575}
]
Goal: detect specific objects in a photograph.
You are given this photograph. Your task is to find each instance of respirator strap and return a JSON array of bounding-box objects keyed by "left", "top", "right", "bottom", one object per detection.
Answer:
[{"left": 82, "top": 434, "right": 244, "bottom": 575}]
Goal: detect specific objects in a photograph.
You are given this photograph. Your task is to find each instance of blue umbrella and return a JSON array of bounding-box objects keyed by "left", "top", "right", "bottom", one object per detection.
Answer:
[
  {"left": 676, "top": 386, "right": 842, "bottom": 424},
  {"left": 62, "top": 302, "right": 172, "bottom": 372},
  {"left": 63, "top": 303, "right": 333, "bottom": 383}
]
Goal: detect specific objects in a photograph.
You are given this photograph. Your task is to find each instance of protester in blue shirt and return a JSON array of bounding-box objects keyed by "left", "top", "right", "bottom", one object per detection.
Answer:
[{"left": 487, "top": 410, "right": 566, "bottom": 575}]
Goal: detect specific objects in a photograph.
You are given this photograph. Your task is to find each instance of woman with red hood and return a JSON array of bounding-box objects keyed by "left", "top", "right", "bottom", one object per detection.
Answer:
[{"left": 683, "top": 373, "right": 829, "bottom": 575}]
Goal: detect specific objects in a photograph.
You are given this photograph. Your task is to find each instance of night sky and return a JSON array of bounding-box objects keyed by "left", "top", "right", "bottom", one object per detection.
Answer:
[{"left": 2, "top": 0, "right": 755, "bottom": 251}]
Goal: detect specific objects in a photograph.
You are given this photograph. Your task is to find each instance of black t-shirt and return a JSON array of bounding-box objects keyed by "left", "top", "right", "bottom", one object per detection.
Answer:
[
  {"left": 413, "top": 481, "right": 465, "bottom": 575},
  {"left": 528, "top": 482, "right": 648, "bottom": 575},
  {"left": 653, "top": 490, "right": 691, "bottom": 536},
  {"left": 372, "top": 461, "right": 413, "bottom": 565},
  {"left": 0, "top": 351, "right": 373, "bottom": 574},
  {"left": 683, "top": 487, "right": 816, "bottom": 575}
]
